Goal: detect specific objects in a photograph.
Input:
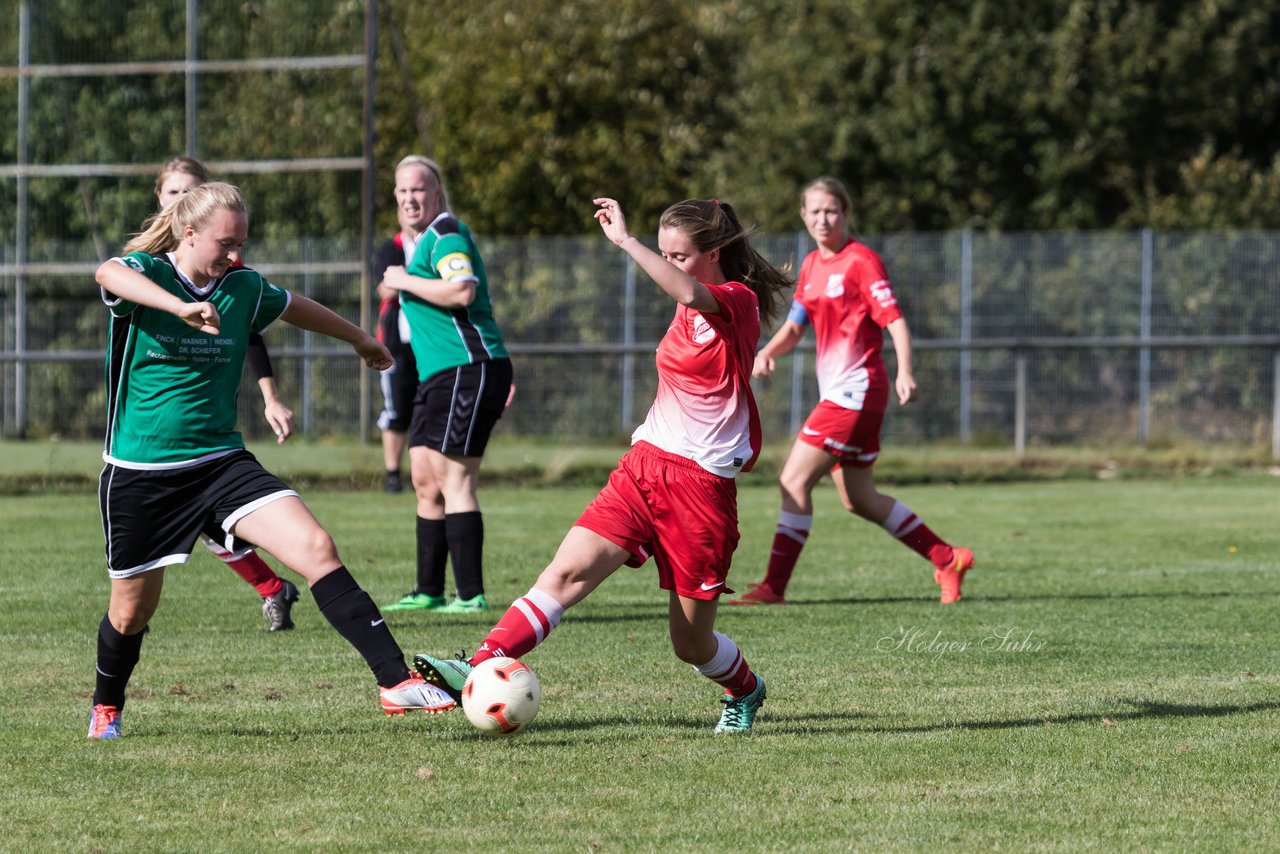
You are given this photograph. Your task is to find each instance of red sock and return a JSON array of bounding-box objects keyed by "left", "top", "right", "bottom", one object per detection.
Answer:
[
  {"left": 881, "top": 500, "right": 952, "bottom": 570},
  {"left": 226, "top": 552, "right": 283, "bottom": 598},
  {"left": 693, "top": 632, "right": 757, "bottom": 698},
  {"left": 761, "top": 511, "right": 811, "bottom": 595},
  {"left": 471, "top": 588, "right": 564, "bottom": 666}
]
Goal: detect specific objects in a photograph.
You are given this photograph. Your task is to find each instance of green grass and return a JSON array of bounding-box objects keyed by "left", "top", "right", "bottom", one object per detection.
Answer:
[{"left": 2, "top": 477, "right": 1279, "bottom": 850}]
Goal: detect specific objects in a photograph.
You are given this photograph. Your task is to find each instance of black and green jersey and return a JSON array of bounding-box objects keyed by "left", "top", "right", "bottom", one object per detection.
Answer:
[
  {"left": 102, "top": 252, "right": 290, "bottom": 468},
  {"left": 401, "top": 212, "right": 508, "bottom": 380}
]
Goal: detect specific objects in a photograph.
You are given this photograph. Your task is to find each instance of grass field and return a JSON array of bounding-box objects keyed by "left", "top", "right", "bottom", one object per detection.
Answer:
[{"left": 2, "top": 474, "right": 1279, "bottom": 851}]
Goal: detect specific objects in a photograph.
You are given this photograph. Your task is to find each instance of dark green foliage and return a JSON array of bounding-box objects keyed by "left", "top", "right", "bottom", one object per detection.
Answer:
[{"left": 4, "top": 1, "right": 1280, "bottom": 240}]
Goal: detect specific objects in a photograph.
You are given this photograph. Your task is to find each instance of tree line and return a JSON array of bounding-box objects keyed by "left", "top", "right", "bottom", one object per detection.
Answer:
[
  {"left": 375, "top": 0, "right": 1280, "bottom": 236},
  {"left": 1, "top": 0, "right": 1277, "bottom": 246}
]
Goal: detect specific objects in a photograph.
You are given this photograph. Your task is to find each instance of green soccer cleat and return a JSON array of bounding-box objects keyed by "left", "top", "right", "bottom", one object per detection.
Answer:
[
  {"left": 412, "top": 652, "right": 474, "bottom": 703},
  {"left": 715, "top": 674, "right": 766, "bottom": 734},
  {"left": 381, "top": 592, "right": 447, "bottom": 612},
  {"left": 437, "top": 593, "right": 489, "bottom": 614}
]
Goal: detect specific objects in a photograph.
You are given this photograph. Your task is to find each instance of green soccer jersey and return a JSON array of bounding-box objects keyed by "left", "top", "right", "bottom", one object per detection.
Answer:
[
  {"left": 400, "top": 213, "right": 508, "bottom": 380},
  {"left": 102, "top": 252, "right": 290, "bottom": 468}
]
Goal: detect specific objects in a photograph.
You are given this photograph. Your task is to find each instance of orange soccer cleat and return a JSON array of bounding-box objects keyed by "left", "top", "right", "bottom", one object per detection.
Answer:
[
  {"left": 934, "top": 547, "right": 975, "bottom": 604},
  {"left": 88, "top": 704, "right": 122, "bottom": 739}
]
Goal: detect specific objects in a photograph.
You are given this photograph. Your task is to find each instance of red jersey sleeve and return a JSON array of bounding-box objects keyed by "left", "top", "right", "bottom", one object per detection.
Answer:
[
  {"left": 854, "top": 250, "right": 903, "bottom": 328},
  {"left": 703, "top": 281, "right": 758, "bottom": 332}
]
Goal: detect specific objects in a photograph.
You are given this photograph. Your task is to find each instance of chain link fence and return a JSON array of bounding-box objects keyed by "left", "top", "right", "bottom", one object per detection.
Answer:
[
  {"left": 3, "top": 229, "right": 1279, "bottom": 454},
  {"left": 4, "top": 2, "right": 1279, "bottom": 454}
]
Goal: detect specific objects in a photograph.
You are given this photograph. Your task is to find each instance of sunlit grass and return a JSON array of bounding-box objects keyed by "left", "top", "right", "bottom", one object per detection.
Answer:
[{"left": 2, "top": 477, "right": 1278, "bottom": 850}]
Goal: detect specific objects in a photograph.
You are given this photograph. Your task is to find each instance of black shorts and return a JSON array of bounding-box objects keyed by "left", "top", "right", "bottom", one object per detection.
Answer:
[
  {"left": 98, "top": 450, "right": 297, "bottom": 579},
  {"left": 409, "top": 357, "right": 513, "bottom": 457},
  {"left": 377, "top": 341, "right": 418, "bottom": 433}
]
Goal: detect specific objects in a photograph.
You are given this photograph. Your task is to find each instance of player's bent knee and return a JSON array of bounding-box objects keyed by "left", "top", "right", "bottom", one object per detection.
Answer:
[{"left": 108, "top": 604, "right": 154, "bottom": 634}]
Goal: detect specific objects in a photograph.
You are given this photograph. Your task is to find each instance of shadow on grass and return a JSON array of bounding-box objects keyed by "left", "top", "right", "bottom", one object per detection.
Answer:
[
  {"left": 774, "top": 698, "right": 1280, "bottom": 735},
  {"left": 788, "top": 588, "right": 1280, "bottom": 608},
  {"left": 119, "top": 698, "right": 1280, "bottom": 742}
]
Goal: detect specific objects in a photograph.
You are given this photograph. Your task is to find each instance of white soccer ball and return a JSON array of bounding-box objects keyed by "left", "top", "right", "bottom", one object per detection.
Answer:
[{"left": 461, "top": 657, "right": 541, "bottom": 736}]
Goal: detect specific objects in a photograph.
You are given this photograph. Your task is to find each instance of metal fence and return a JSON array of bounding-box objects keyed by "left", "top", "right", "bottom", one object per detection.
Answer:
[
  {"left": 5, "top": 3, "right": 1278, "bottom": 455},
  {"left": 0, "top": 0, "right": 378, "bottom": 439},
  {"left": 3, "top": 229, "right": 1279, "bottom": 455}
]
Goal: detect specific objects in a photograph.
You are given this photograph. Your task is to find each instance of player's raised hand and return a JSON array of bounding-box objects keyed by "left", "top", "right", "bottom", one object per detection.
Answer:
[
  {"left": 179, "top": 302, "right": 220, "bottom": 334},
  {"left": 593, "top": 198, "right": 631, "bottom": 246}
]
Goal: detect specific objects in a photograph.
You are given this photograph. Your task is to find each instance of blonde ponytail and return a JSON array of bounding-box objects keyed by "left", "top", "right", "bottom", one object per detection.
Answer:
[{"left": 123, "top": 182, "right": 247, "bottom": 256}]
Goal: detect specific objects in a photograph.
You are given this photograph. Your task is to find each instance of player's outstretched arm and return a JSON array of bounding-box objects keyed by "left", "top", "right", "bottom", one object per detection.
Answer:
[
  {"left": 281, "top": 294, "right": 392, "bottom": 370},
  {"left": 96, "top": 260, "right": 220, "bottom": 333},
  {"left": 593, "top": 197, "right": 720, "bottom": 316}
]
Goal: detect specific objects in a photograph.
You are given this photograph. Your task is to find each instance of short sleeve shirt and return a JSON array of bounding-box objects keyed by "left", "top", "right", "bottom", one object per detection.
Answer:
[
  {"left": 795, "top": 239, "right": 903, "bottom": 410},
  {"left": 630, "top": 282, "right": 761, "bottom": 478},
  {"left": 400, "top": 212, "right": 508, "bottom": 380},
  {"left": 102, "top": 252, "right": 290, "bottom": 468}
]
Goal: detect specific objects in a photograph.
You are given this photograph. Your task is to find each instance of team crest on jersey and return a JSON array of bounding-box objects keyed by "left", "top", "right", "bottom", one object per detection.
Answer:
[
  {"left": 691, "top": 313, "right": 717, "bottom": 344},
  {"left": 825, "top": 274, "right": 845, "bottom": 298},
  {"left": 125, "top": 257, "right": 146, "bottom": 273}
]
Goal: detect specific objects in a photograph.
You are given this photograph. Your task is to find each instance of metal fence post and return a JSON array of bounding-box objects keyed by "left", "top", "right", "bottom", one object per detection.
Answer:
[
  {"left": 788, "top": 230, "right": 808, "bottom": 436},
  {"left": 185, "top": 0, "right": 198, "bottom": 155},
  {"left": 959, "top": 228, "right": 972, "bottom": 441},
  {"left": 1, "top": 242, "right": 7, "bottom": 435},
  {"left": 359, "top": 0, "right": 376, "bottom": 443},
  {"left": 1014, "top": 348, "right": 1027, "bottom": 455},
  {"left": 14, "top": 0, "right": 30, "bottom": 439},
  {"left": 1138, "top": 228, "right": 1153, "bottom": 441},
  {"left": 621, "top": 254, "right": 636, "bottom": 432},
  {"left": 302, "top": 240, "right": 314, "bottom": 434},
  {"left": 1273, "top": 349, "right": 1280, "bottom": 460}
]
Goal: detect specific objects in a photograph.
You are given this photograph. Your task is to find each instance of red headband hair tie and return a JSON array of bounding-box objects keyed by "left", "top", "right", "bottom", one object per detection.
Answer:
[{"left": 711, "top": 198, "right": 720, "bottom": 206}]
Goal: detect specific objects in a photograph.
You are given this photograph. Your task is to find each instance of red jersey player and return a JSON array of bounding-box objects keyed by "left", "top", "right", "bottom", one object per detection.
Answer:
[
  {"left": 731, "top": 177, "right": 974, "bottom": 606},
  {"left": 413, "top": 196, "right": 792, "bottom": 733}
]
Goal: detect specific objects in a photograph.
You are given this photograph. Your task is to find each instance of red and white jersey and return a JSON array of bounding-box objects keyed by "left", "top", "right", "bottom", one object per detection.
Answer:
[
  {"left": 631, "top": 282, "right": 762, "bottom": 478},
  {"left": 795, "top": 238, "right": 903, "bottom": 410}
]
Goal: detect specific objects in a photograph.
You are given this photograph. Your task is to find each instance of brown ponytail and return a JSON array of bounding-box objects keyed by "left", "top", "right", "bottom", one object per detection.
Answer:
[{"left": 659, "top": 198, "right": 793, "bottom": 324}]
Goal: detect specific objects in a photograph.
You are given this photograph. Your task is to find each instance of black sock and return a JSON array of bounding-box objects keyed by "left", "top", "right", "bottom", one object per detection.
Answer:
[
  {"left": 445, "top": 511, "right": 485, "bottom": 600},
  {"left": 415, "top": 516, "right": 449, "bottom": 597},
  {"left": 311, "top": 567, "right": 409, "bottom": 688},
  {"left": 93, "top": 615, "right": 147, "bottom": 709}
]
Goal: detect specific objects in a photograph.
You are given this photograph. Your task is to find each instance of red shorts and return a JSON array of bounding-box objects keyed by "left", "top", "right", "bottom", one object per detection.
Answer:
[
  {"left": 574, "top": 441, "right": 739, "bottom": 600},
  {"left": 798, "top": 398, "right": 887, "bottom": 469}
]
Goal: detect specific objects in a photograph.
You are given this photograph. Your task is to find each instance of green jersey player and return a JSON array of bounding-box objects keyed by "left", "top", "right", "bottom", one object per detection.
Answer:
[
  {"left": 379, "top": 156, "right": 514, "bottom": 617},
  {"left": 87, "top": 182, "right": 455, "bottom": 739}
]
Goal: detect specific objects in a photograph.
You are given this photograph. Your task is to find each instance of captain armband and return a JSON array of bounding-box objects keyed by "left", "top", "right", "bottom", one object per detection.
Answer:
[
  {"left": 438, "top": 252, "right": 478, "bottom": 282},
  {"left": 787, "top": 299, "right": 809, "bottom": 326}
]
